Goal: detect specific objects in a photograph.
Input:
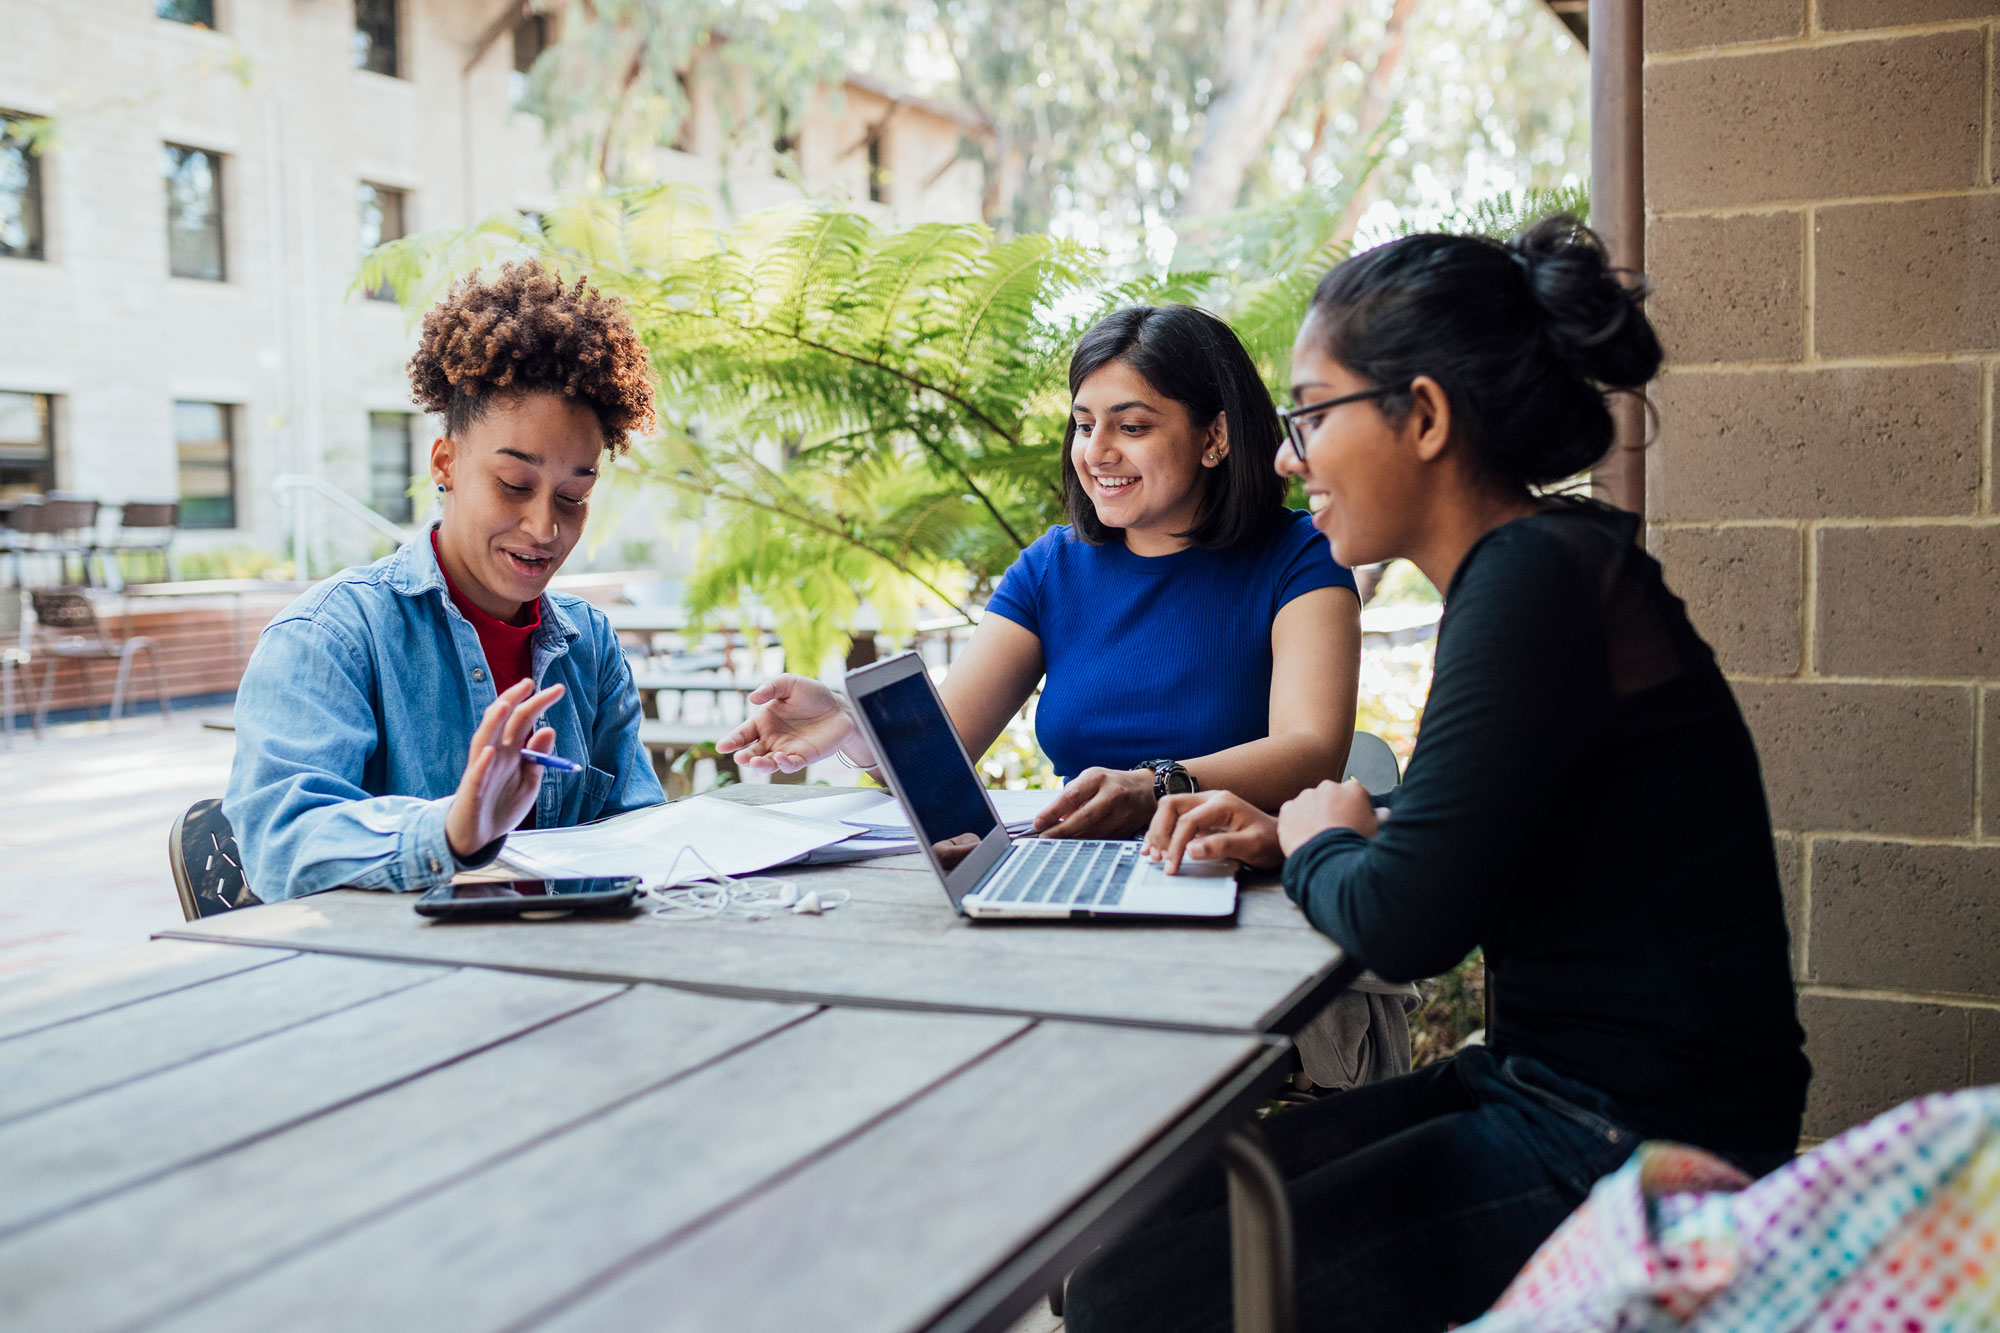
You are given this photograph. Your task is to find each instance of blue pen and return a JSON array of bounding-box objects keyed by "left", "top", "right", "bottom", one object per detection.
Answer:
[{"left": 519, "top": 749, "right": 583, "bottom": 773}]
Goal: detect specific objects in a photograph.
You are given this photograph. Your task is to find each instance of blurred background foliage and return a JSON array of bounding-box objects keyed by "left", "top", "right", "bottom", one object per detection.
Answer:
[{"left": 527, "top": 0, "right": 1587, "bottom": 257}]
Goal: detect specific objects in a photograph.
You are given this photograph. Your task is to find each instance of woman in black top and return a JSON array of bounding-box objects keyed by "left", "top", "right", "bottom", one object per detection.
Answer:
[{"left": 1063, "top": 218, "right": 1809, "bottom": 1333}]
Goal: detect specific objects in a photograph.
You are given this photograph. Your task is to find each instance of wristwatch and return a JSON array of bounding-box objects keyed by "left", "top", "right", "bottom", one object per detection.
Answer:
[{"left": 1133, "top": 759, "right": 1199, "bottom": 799}]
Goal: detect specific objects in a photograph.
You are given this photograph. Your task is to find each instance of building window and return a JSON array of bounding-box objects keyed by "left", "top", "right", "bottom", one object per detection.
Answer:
[
  {"left": 510, "top": 13, "right": 548, "bottom": 106},
  {"left": 0, "top": 114, "right": 44, "bottom": 261},
  {"left": 0, "top": 392, "right": 54, "bottom": 500},
  {"left": 357, "top": 182, "right": 406, "bottom": 300},
  {"left": 368, "top": 411, "right": 415, "bottom": 522},
  {"left": 175, "top": 401, "right": 236, "bottom": 529},
  {"left": 156, "top": 0, "right": 216, "bottom": 26},
  {"left": 353, "top": 0, "right": 399, "bottom": 77},
  {"left": 164, "top": 144, "right": 224, "bottom": 281}
]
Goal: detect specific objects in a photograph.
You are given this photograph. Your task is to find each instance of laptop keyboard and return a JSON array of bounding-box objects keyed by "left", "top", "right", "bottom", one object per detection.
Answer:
[{"left": 980, "top": 840, "right": 1139, "bottom": 909}]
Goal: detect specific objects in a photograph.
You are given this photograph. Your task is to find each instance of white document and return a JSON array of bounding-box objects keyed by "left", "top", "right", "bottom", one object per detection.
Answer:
[
  {"left": 782, "top": 787, "right": 1057, "bottom": 836},
  {"left": 485, "top": 797, "right": 859, "bottom": 886}
]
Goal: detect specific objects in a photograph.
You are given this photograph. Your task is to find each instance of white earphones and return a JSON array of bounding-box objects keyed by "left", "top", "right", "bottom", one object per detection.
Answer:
[{"left": 643, "top": 846, "right": 849, "bottom": 921}]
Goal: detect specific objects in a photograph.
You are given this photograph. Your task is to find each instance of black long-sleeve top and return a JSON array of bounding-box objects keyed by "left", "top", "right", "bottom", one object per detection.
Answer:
[{"left": 1284, "top": 501, "right": 1809, "bottom": 1156}]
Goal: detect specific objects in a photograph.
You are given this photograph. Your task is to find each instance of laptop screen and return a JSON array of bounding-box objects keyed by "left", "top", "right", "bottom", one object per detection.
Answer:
[{"left": 852, "top": 671, "right": 999, "bottom": 855}]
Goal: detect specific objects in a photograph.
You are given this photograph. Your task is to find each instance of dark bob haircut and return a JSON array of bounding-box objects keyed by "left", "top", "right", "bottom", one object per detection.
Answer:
[
  {"left": 1061, "top": 304, "right": 1287, "bottom": 550},
  {"left": 1305, "top": 215, "right": 1663, "bottom": 492}
]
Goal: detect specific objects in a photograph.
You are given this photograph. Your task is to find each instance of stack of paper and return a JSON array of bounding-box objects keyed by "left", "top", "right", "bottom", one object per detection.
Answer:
[
  {"left": 779, "top": 789, "right": 1057, "bottom": 864},
  {"left": 461, "top": 796, "right": 861, "bottom": 886}
]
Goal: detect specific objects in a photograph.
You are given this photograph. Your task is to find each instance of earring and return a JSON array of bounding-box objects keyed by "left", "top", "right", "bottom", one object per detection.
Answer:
[{"left": 435, "top": 483, "right": 446, "bottom": 494}]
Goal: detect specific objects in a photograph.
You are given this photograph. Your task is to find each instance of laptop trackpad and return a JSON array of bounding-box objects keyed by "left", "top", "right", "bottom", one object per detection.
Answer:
[{"left": 1120, "top": 855, "right": 1238, "bottom": 915}]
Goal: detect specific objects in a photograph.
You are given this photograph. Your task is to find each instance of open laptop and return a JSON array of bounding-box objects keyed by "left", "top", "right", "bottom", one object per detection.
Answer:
[{"left": 844, "top": 651, "right": 1238, "bottom": 921}]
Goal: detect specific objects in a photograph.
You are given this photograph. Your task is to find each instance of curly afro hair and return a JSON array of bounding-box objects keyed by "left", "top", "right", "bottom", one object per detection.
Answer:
[{"left": 407, "top": 261, "right": 655, "bottom": 451}]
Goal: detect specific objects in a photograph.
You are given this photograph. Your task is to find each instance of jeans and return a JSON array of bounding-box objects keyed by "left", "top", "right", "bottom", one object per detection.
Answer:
[{"left": 1067, "top": 1048, "right": 1678, "bottom": 1333}]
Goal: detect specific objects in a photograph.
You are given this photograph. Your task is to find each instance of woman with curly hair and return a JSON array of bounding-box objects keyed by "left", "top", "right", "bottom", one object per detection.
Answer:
[{"left": 225, "top": 261, "right": 666, "bottom": 902}]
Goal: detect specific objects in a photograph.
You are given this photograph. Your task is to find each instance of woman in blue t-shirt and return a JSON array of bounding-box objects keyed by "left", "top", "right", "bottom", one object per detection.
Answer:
[{"left": 719, "top": 303, "right": 1362, "bottom": 840}]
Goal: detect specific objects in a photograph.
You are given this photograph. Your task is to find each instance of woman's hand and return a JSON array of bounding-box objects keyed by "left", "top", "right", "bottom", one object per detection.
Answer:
[
  {"left": 716, "top": 674, "right": 872, "bottom": 774},
  {"left": 1277, "top": 778, "right": 1380, "bottom": 855},
  {"left": 1032, "top": 767, "right": 1157, "bottom": 840},
  {"left": 446, "top": 679, "right": 566, "bottom": 860},
  {"left": 1142, "top": 791, "right": 1282, "bottom": 874}
]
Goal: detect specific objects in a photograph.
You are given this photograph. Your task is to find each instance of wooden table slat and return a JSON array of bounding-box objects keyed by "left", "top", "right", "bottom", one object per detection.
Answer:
[
  {"left": 147, "top": 1006, "right": 1029, "bottom": 1333},
  {"left": 0, "top": 954, "right": 441, "bottom": 1126},
  {"left": 0, "top": 984, "right": 812, "bottom": 1333},
  {"left": 160, "top": 882, "right": 1336, "bottom": 1032},
  {"left": 0, "top": 967, "right": 615, "bottom": 1239},
  {"left": 0, "top": 941, "right": 295, "bottom": 1043},
  {"left": 533, "top": 1023, "right": 1265, "bottom": 1333}
]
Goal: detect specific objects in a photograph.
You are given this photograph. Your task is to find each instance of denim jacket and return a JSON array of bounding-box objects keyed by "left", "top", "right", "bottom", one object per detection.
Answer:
[{"left": 224, "top": 529, "right": 664, "bottom": 901}]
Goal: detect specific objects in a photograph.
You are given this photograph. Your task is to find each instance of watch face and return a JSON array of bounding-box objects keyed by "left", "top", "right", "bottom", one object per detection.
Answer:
[{"left": 1162, "top": 769, "right": 1196, "bottom": 795}]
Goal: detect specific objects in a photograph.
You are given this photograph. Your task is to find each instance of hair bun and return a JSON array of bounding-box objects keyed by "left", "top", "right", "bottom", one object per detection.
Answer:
[{"left": 1508, "top": 216, "right": 1661, "bottom": 392}]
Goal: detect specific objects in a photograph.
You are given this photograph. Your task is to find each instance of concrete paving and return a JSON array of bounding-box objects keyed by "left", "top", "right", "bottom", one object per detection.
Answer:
[{"left": 0, "top": 705, "right": 236, "bottom": 978}]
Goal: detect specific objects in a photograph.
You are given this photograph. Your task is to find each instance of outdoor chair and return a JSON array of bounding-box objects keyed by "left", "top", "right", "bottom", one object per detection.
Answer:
[
  {"left": 3, "top": 495, "right": 55, "bottom": 585},
  {"left": 103, "top": 501, "right": 180, "bottom": 587},
  {"left": 168, "top": 798, "right": 261, "bottom": 919},
  {"left": 0, "top": 587, "right": 38, "bottom": 749},
  {"left": 40, "top": 494, "right": 102, "bottom": 587},
  {"left": 29, "top": 587, "right": 171, "bottom": 727},
  {"left": 1343, "top": 730, "right": 1402, "bottom": 799}
]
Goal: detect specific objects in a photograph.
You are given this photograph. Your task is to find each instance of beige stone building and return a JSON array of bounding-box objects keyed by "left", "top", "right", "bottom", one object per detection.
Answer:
[
  {"left": 0, "top": 1, "right": 986, "bottom": 567},
  {"left": 1641, "top": 1, "right": 2000, "bottom": 1138}
]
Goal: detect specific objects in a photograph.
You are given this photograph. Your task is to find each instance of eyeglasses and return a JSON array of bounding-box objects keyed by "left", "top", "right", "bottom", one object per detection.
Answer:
[{"left": 1277, "top": 383, "right": 1411, "bottom": 465}]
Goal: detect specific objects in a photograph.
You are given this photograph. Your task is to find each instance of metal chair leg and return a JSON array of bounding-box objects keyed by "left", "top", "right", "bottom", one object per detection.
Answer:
[
  {"left": 112, "top": 645, "right": 134, "bottom": 720},
  {"left": 145, "top": 640, "right": 170, "bottom": 720},
  {"left": 36, "top": 655, "right": 55, "bottom": 730},
  {"left": 1219, "top": 1125, "right": 1295, "bottom": 1333}
]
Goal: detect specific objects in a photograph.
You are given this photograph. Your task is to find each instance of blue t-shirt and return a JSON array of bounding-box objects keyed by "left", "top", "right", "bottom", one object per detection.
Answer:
[{"left": 984, "top": 509, "right": 1356, "bottom": 779}]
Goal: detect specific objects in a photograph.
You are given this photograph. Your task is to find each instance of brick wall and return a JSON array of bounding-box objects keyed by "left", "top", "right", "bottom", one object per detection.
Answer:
[{"left": 1643, "top": 1, "right": 2000, "bottom": 1139}]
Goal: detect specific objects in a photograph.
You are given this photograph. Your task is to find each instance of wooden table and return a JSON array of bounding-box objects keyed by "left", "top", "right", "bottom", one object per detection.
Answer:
[
  {"left": 0, "top": 942, "right": 1291, "bottom": 1332},
  {"left": 139, "top": 786, "right": 1355, "bottom": 1328}
]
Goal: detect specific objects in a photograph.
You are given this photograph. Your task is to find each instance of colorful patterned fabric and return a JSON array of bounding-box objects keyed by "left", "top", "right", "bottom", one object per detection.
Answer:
[{"left": 1463, "top": 1086, "right": 2000, "bottom": 1333}]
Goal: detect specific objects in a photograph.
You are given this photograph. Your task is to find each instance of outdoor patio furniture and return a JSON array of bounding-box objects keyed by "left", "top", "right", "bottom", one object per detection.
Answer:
[
  {"left": 104, "top": 500, "right": 180, "bottom": 587},
  {"left": 0, "top": 586, "right": 38, "bottom": 749},
  {"left": 167, "top": 798, "right": 261, "bottom": 919},
  {"left": 133, "top": 780, "right": 1352, "bottom": 1330},
  {"left": 29, "top": 587, "right": 172, "bottom": 726},
  {"left": 40, "top": 493, "right": 103, "bottom": 586},
  {"left": 1343, "top": 730, "right": 1402, "bottom": 800},
  {"left": 3, "top": 495, "right": 54, "bottom": 585},
  {"left": 0, "top": 942, "right": 1297, "bottom": 1332}
]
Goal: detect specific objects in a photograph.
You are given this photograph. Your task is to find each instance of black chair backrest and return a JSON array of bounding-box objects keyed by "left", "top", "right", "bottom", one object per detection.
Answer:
[
  {"left": 40, "top": 497, "right": 97, "bottom": 535},
  {"left": 28, "top": 588, "right": 99, "bottom": 635},
  {"left": 7, "top": 496, "right": 52, "bottom": 533},
  {"left": 119, "top": 501, "right": 179, "bottom": 530},
  {"left": 169, "top": 799, "right": 263, "bottom": 920}
]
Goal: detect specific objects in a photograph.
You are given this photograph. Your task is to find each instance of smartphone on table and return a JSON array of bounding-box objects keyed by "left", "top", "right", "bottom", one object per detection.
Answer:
[{"left": 414, "top": 877, "right": 642, "bottom": 921}]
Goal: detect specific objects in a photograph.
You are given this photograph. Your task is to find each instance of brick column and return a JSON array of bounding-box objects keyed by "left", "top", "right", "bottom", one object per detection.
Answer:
[{"left": 1643, "top": 2, "right": 2000, "bottom": 1140}]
